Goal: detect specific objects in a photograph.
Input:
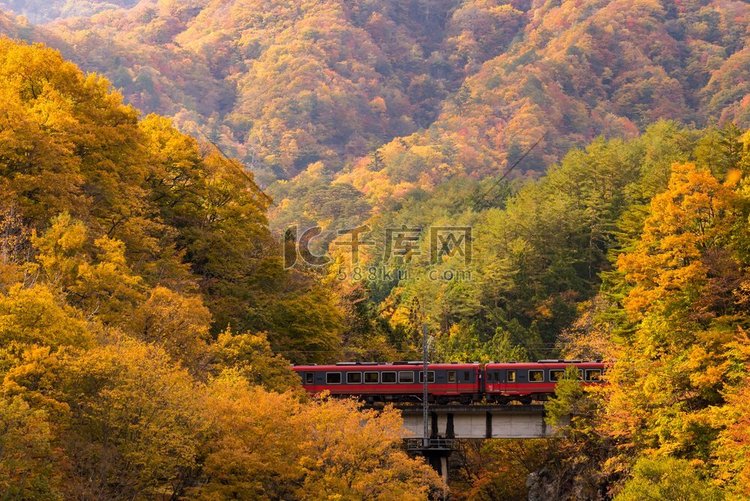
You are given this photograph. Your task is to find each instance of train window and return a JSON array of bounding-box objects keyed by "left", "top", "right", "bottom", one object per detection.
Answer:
[
  {"left": 529, "top": 370, "right": 544, "bottom": 382},
  {"left": 486, "top": 372, "right": 495, "bottom": 382},
  {"left": 419, "top": 371, "right": 436, "bottom": 383},
  {"left": 447, "top": 371, "right": 457, "bottom": 383},
  {"left": 305, "top": 373, "right": 314, "bottom": 385},
  {"left": 364, "top": 372, "right": 379, "bottom": 384},
  {"left": 399, "top": 371, "right": 415, "bottom": 383},
  {"left": 326, "top": 372, "right": 342, "bottom": 384},
  {"left": 382, "top": 372, "right": 396, "bottom": 383},
  {"left": 586, "top": 369, "right": 602, "bottom": 381},
  {"left": 549, "top": 370, "right": 564, "bottom": 381},
  {"left": 507, "top": 370, "right": 516, "bottom": 382},
  {"left": 346, "top": 372, "right": 362, "bottom": 384},
  {"left": 463, "top": 371, "right": 471, "bottom": 381}
]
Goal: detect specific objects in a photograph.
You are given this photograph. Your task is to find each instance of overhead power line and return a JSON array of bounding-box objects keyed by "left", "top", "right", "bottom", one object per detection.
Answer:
[
  {"left": 476, "top": 134, "right": 545, "bottom": 204},
  {"left": 197, "top": 130, "right": 274, "bottom": 205}
]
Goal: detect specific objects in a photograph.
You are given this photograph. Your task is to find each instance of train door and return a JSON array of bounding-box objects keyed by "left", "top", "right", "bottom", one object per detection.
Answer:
[
  {"left": 447, "top": 369, "right": 458, "bottom": 395},
  {"left": 462, "top": 368, "right": 477, "bottom": 402},
  {"left": 486, "top": 369, "right": 501, "bottom": 394},
  {"left": 431, "top": 370, "right": 453, "bottom": 403}
]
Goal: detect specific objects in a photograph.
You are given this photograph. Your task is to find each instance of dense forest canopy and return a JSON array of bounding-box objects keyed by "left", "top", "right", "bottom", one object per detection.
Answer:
[
  {"left": 0, "top": 0, "right": 139, "bottom": 23},
  {"left": 1, "top": 0, "right": 748, "bottom": 188},
  {"left": 0, "top": 0, "right": 749, "bottom": 498},
  {"left": 0, "top": 39, "right": 445, "bottom": 498}
]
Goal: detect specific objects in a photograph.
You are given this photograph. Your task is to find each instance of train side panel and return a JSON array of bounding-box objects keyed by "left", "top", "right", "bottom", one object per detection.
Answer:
[
  {"left": 293, "top": 361, "right": 605, "bottom": 403},
  {"left": 294, "top": 363, "right": 481, "bottom": 402},
  {"left": 485, "top": 362, "right": 605, "bottom": 400}
]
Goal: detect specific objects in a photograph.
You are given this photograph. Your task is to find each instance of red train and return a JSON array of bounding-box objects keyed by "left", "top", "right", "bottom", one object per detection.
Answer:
[{"left": 293, "top": 360, "right": 605, "bottom": 405}]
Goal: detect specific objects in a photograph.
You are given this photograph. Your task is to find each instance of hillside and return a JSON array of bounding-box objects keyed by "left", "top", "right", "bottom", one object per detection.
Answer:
[
  {"left": 13, "top": 0, "right": 481, "bottom": 183},
  {"left": 0, "top": 35, "right": 344, "bottom": 363},
  {"left": 0, "top": 38, "right": 453, "bottom": 498},
  {"left": 1, "top": 2, "right": 750, "bottom": 498},
  {"left": 0, "top": 0, "right": 138, "bottom": 23},
  {"left": 341, "top": 0, "right": 750, "bottom": 202},
  {"left": 0, "top": 0, "right": 747, "bottom": 192}
]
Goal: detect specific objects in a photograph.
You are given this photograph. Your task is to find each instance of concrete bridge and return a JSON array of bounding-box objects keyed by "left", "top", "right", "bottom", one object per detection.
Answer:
[
  {"left": 398, "top": 404, "right": 560, "bottom": 439},
  {"left": 396, "top": 404, "right": 561, "bottom": 486}
]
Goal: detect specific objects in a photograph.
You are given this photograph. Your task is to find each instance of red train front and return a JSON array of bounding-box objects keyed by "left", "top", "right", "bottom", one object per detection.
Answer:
[{"left": 294, "top": 362, "right": 482, "bottom": 404}]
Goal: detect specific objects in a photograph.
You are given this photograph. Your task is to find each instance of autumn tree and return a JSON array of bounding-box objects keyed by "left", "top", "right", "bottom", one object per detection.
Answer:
[
  {"left": 211, "top": 330, "right": 301, "bottom": 393},
  {"left": 129, "top": 286, "right": 212, "bottom": 373},
  {"left": 192, "top": 374, "right": 443, "bottom": 500},
  {"left": 597, "top": 161, "right": 750, "bottom": 493},
  {"left": 614, "top": 457, "right": 722, "bottom": 501},
  {"left": 0, "top": 395, "right": 60, "bottom": 499}
]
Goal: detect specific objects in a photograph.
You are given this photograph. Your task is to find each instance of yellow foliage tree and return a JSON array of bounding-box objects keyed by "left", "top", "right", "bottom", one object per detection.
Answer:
[
  {"left": 603, "top": 162, "right": 750, "bottom": 472},
  {"left": 3, "top": 338, "right": 208, "bottom": 499},
  {"left": 295, "top": 398, "right": 443, "bottom": 500},
  {"left": 193, "top": 374, "right": 444, "bottom": 500},
  {"left": 0, "top": 395, "right": 61, "bottom": 499},
  {"left": 31, "top": 213, "right": 146, "bottom": 326},
  {"left": 0, "top": 283, "right": 93, "bottom": 352},
  {"left": 617, "top": 163, "right": 738, "bottom": 320},
  {"left": 130, "top": 286, "right": 212, "bottom": 373},
  {"left": 191, "top": 371, "right": 304, "bottom": 500},
  {"left": 211, "top": 330, "right": 300, "bottom": 393}
]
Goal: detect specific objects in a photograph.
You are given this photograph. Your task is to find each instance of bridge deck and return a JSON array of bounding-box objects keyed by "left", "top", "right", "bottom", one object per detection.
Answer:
[
  {"left": 397, "top": 404, "right": 545, "bottom": 414},
  {"left": 397, "top": 404, "right": 557, "bottom": 439}
]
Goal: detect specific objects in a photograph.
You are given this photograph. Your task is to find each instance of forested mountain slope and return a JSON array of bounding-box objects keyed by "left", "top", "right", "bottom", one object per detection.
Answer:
[
  {"left": 0, "top": 39, "right": 444, "bottom": 499},
  {"left": 3, "top": 0, "right": 747, "bottom": 189},
  {"left": 0, "top": 36, "right": 343, "bottom": 362},
  {"left": 341, "top": 0, "right": 750, "bottom": 201},
  {"left": 0, "top": 1, "right": 750, "bottom": 497},
  {"left": 0, "top": 0, "right": 138, "bottom": 23},
  {"left": 6, "top": 0, "right": 482, "bottom": 183}
]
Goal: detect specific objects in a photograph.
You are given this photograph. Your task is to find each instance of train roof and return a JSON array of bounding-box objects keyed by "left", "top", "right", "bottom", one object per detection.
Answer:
[
  {"left": 293, "top": 362, "right": 481, "bottom": 371},
  {"left": 485, "top": 361, "right": 604, "bottom": 368},
  {"left": 293, "top": 360, "right": 605, "bottom": 371}
]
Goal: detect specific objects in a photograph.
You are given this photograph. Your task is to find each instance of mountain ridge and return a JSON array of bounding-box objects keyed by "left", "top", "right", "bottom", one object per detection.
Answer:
[{"left": 0, "top": 0, "right": 747, "bottom": 197}]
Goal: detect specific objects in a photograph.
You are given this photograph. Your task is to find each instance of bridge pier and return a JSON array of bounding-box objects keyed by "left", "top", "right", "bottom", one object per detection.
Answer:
[
  {"left": 401, "top": 405, "right": 561, "bottom": 498},
  {"left": 404, "top": 438, "right": 453, "bottom": 496}
]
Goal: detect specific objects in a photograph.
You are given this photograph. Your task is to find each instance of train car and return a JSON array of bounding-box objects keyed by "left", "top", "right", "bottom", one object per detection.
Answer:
[
  {"left": 293, "top": 362, "right": 482, "bottom": 404},
  {"left": 484, "top": 360, "right": 605, "bottom": 404}
]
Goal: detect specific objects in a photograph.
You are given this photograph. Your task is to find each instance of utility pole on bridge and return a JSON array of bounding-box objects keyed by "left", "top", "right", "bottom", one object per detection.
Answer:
[
  {"left": 405, "top": 298, "right": 451, "bottom": 497},
  {"left": 422, "top": 323, "right": 429, "bottom": 448},
  {"left": 404, "top": 311, "right": 451, "bottom": 497}
]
